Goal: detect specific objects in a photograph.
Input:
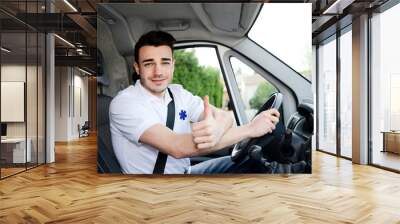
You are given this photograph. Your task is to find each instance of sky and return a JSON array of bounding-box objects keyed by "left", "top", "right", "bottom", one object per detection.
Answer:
[
  {"left": 193, "top": 47, "right": 221, "bottom": 70},
  {"left": 249, "top": 3, "right": 311, "bottom": 73}
]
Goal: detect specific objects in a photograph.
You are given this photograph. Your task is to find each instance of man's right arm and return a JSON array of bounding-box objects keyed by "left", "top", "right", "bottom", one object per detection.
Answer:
[
  {"left": 140, "top": 108, "right": 280, "bottom": 159},
  {"left": 139, "top": 124, "right": 198, "bottom": 159},
  {"left": 139, "top": 123, "right": 248, "bottom": 159}
]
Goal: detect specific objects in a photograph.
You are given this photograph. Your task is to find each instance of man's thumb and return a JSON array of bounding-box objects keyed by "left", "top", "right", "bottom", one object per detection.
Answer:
[{"left": 203, "top": 95, "right": 211, "bottom": 119}]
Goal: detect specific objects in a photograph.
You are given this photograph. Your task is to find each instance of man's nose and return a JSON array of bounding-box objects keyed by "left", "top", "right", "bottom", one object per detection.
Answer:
[{"left": 154, "top": 63, "right": 162, "bottom": 75}]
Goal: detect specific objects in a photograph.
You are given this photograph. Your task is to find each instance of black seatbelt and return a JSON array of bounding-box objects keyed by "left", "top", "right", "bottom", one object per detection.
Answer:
[{"left": 153, "top": 88, "right": 175, "bottom": 174}]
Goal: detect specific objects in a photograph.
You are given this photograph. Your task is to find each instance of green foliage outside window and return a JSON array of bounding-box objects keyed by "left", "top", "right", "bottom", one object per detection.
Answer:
[
  {"left": 249, "top": 82, "right": 277, "bottom": 109},
  {"left": 173, "top": 49, "right": 224, "bottom": 108}
]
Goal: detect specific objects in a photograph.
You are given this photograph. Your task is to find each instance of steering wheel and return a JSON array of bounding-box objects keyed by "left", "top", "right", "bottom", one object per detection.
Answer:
[{"left": 231, "top": 92, "right": 283, "bottom": 163}]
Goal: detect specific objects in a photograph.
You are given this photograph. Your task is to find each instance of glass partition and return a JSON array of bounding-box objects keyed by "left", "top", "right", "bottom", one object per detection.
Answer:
[
  {"left": 317, "top": 36, "right": 337, "bottom": 155},
  {"left": 1, "top": 30, "right": 27, "bottom": 177},
  {"left": 371, "top": 3, "right": 400, "bottom": 171},
  {"left": 27, "top": 31, "right": 38, "bottom": 169},
  {"left": 339, "top": 28, "right": 352, "bottom": 158},
  {"left": 38, "top": 32, "right": 45, "bottom": 165},
  {"left": 0, "top": 1, "right": 46, "bottom": 179}
]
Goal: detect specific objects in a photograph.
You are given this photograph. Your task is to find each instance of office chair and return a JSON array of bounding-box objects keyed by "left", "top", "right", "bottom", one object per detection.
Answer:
[{"left": 78, "top": 121, "right": 90, "bottom": 138}]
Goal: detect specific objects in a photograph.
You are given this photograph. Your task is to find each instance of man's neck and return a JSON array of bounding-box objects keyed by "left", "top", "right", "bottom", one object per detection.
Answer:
[{"left": 139, "top": 81, "right": 166, "bottom": 99}]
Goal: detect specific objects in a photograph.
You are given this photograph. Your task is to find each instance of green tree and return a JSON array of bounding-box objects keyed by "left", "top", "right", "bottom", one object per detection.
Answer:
[
  {"left": 173, "top": 50, "right": 224, "bottom": 108},
  {"left": 249, "top": 82, "right": 277, "bottom": 109}
]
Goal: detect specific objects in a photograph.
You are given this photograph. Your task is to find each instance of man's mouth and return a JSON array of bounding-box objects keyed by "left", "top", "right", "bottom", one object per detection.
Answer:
[{"left": 151, "top": 79, "right": 166, "bottom": 85}]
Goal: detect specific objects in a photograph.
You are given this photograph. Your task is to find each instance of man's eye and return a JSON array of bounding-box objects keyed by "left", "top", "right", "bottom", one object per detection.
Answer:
[
  {"left": 162, "top": 62, "right": 170, "bottom": 65},
  {"left": 144, "top": 63, "right": 154, "bottom": 67}
]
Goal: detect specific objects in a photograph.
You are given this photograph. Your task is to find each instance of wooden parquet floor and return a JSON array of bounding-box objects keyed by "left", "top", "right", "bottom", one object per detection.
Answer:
[{"left": 1, "top": 135, "right": 400, "bottom": 223}]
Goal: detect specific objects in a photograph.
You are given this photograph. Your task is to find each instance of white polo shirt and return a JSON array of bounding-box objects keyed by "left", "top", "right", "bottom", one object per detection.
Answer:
[{"left": 109, "top": 81, "right": 203, "bottom": 174}]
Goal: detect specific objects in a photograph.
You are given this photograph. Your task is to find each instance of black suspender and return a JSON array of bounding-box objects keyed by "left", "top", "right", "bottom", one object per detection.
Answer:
[{"left": 153, "top": 88, "right": 175, "bottom": 174}]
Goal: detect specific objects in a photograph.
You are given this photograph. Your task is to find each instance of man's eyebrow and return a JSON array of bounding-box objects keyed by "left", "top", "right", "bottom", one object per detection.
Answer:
[
  {"left": 141, "top": 58, "right": 171, "bottom": 63},
  {"left": 141, "top": 59, "right": 155, "bottom": 63}
]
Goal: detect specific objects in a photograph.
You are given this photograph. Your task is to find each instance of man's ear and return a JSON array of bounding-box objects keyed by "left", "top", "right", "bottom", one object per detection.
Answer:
[{"left": 133, "top": 62, "right": 140, "bottom": 76}]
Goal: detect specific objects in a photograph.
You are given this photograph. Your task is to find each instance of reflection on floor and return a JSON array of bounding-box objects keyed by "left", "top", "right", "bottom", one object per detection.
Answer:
[
  {"left": 0, "top": 167, "right": 25, "bottom": 177},
  {"left": 373, "top": 150, "right": 400, "bottom": 171},
  {"left": 0, "top": 163, "right": 40, "bottom": 178}
]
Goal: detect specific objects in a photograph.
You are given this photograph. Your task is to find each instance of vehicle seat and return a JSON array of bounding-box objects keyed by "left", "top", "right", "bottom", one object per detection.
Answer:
[{"left": 97, "top": 94, "right": 122, "bottom": 173}]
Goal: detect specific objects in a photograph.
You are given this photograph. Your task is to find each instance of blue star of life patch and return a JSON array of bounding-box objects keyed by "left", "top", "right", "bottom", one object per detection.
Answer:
[{"left": 179, "top": 110, "right": 187, "bottom": 120}]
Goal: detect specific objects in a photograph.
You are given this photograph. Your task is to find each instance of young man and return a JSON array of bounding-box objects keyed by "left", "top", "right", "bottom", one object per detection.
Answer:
[{"left": 109, "top": 31, "right": 280, "bottom": 174}]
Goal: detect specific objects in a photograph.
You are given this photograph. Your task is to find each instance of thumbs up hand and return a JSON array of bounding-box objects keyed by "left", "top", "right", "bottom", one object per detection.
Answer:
[
  {"left": 202, "top": 95, "right": 211, "bottom": 120},
  {"left": 192, "top": 96, "right": 224, "bottom": 149}
]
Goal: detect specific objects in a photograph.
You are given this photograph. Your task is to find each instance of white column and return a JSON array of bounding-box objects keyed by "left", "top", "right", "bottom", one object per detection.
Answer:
[
  {"left": 46, "top": 1, "right": 55, "bottom": 163},
  {"left": 352, "top": 14, "right": 369, "bottom": 164},
  {"left": 312, "top": 45, "right": 317, "bottom": 151}
]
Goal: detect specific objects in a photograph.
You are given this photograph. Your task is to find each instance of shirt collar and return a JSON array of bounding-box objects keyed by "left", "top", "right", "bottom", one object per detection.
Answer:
[{"left": 136, "top": 81, "right": 172, "bottom": 105}]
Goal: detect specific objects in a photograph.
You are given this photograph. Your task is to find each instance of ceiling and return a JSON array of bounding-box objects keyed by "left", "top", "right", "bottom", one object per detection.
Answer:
[{"left": 0, "top": 0, "right": 392, "bottom": 74}]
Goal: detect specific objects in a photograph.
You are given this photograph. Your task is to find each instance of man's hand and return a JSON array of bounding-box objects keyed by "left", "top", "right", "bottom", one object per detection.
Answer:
[
  {"left": 247, "top": 109, "right": 280, "bottom": 138},
  {"left": 192, "top": 96, "right": 225, "bottom": 149}
]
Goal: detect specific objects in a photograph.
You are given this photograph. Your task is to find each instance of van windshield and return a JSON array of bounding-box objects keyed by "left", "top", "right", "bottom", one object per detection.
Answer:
[{"left": 248, "top": 3, "right": 312, "bottom": 80}]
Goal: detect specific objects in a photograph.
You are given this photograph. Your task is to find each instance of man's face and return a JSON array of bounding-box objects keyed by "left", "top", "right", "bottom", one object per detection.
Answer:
[{"left": 134, "top": 45, "right": 174, "bottom": 97}]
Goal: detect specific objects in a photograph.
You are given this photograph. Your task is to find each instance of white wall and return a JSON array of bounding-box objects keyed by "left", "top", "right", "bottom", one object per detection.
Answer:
[
  {"left": 55, "top": 66, "right": 69, "bottom": 141},
  {"left": 1, "top": 65, "right": 40, "bottom": 138},
  {"left": 71, "top": 72, "right": 89, "bottom": 138},
  {"left": 1, "top": 63, "right": 46, "bottom": 164},
  {"left": 55, "top": 67, "right": 89, "bottom": 141},
  {"left": 1, "top": 65, "right": 26, "bottom": 131}
]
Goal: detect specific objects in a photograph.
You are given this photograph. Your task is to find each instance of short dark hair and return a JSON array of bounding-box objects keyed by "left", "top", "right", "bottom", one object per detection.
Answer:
[{"left": 134, "top": 30, "right": 176, "bottom": 64}]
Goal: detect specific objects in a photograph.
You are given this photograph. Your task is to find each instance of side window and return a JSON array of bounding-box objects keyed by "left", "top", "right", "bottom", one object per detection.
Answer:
[
  {"left": 230, "top": 57, "right": 278, "bottom": 120},
  {"left": 173, "top": 47, "right": 234, "bottom": 117}
]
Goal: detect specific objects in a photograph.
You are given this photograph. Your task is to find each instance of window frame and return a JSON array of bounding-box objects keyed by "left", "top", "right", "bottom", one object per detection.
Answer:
[
  {"left": 315, "top": 22, "right": 353, "bottom": 160},
  {"left": 369, "top": 1, "right": 400, "bottom": 172},
  {"left": 175, "top": 40, "right": 300, "bottom": 128},
  {"left": 228, "top": 56, "right": 281, "bottom": 123},
  {"left": 224, "top": 51, "right": 298, "bottom": 126},
  {"left": 173, "top": 43, "right": 241, "bottom": 159},
  {"left": 173, "top": 43, "right": 241, "bottom": 126}
]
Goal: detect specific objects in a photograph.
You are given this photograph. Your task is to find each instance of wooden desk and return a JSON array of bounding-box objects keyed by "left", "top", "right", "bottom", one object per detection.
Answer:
[
  {"left": 1, "top": 138, "right": 31, "bottom": 163},
  {"left": 382, "top": 131, "right": 400, "bottom": 154}
]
